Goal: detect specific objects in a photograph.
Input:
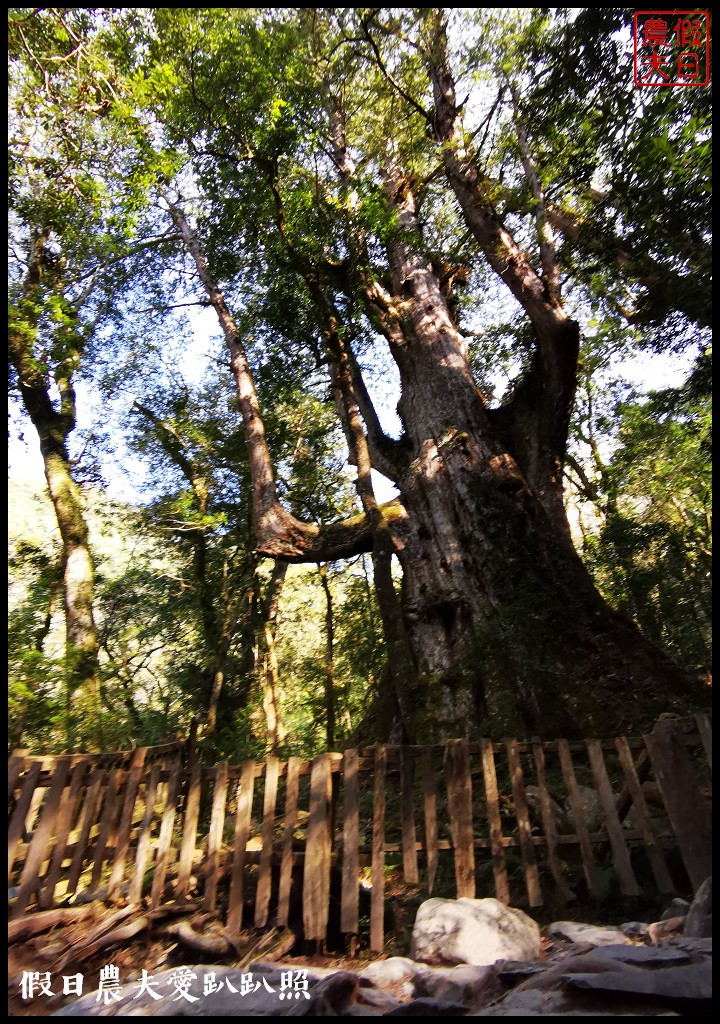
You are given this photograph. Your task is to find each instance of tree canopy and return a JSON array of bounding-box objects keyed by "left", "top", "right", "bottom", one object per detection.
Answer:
[{"left": 8, "top": 8, "right": 711, "bottom": 753}]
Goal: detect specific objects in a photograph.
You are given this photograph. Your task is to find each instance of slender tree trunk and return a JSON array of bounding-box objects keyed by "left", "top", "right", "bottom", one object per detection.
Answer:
[
  {"left": 258, "top": 560, "right": 287, "bottom": 752},
  {"left": 9, "top": 227, "right": 103, "bottom": 750},
  {"left": 318, "top": 563, "right": 340, "bottom": 751}
]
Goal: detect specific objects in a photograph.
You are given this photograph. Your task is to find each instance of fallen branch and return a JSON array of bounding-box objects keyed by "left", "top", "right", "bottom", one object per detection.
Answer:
[
  {"left": 164, "top": 921, "right": 233, "bottom": 958},
  {"left": 51, "top": 900, "right": 200, "bottom": 974},
  {"left": 53, "top": 914, "right": 152, "bottom": 973},
  {"left": 234, "top": 927, "right": 297, "bottom": 970},
  {"left": 8, "top": 905, "right": 95, "bottom": 944}
]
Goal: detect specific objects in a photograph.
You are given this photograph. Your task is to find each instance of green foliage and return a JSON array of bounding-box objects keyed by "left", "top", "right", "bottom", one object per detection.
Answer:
[
  {"left": 8, "top": 9, "right": 712, "bottom": 753},
  {"left": 572, "top": 365, "right": 711, "bottom": 675}
]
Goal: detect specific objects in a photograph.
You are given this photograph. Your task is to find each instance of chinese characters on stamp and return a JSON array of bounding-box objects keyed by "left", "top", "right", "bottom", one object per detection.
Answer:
[{"left": 634, "top": 11, "right": 711, "bottom": 86}]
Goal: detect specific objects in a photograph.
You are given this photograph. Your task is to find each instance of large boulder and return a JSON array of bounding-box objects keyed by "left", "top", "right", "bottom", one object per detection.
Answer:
[{"left": 410, "top": 898, "right": 541, "bottom": 967}]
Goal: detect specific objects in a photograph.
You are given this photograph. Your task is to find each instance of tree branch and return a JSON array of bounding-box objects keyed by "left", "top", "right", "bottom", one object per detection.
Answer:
[{"left": 164, "top": 197, "right": 408, "bottom": 563}]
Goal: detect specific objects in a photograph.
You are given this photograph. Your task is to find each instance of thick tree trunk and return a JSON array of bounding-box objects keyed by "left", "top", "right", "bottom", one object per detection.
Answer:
[
  {"left": 374, "top": 172, "right": 703, "bottom": 739},
  {"left": 171, "top": 182, "right": 705, "bottom": 743}
]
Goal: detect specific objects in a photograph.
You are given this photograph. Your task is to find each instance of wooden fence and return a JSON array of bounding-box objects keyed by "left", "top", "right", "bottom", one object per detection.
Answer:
[{"left": 8, "top": 714, "right": 712, "bottom": 951}]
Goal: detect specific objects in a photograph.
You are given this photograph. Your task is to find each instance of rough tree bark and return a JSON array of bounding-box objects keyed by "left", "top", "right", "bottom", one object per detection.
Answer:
[{"left": 167, "top": 142, "right": 705, "bottom": 741}]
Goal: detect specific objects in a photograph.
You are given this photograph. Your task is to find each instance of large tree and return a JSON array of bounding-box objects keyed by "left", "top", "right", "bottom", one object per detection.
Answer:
[
  {"left": 128, "top": 7, "right": 708, "bottom": 740},
  {"left": 10, "top": 8, "right": 709, "bottom": 745}
]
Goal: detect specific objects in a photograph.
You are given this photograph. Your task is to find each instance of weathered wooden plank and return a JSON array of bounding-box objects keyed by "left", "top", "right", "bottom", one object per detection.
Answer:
[
  {"left": 39, "top": 759, "right": 89, "bottom": 909},
  {"left": 304, "top": 754, "right": 332, "bottom": 945},
  {"left": 226, "top": 760, "right": 255, "bottom": 934},
  {"left": 203, "top": 761, "right": 229, "bottom": 913},
  {"left": 421, "top": 749, "right": 439, "bottom": 895},
  {"left": 480, "top": 738, "right": 509, "bottom": 903},
  {"left": 108, "top": 747, "right": 149, "bottom": 896},
  {"left": 644, "top": 722, "right": 712, "bottom": 891},
  {"left": 8, "top": 755, "right": 26, "bottom": 801},
  {"left": 531, "top": 739, "right": 574, "bottom": 904},
  {"left": 278, "top": 756, "right": 300, "bottom": 929},
  {"left": 399, "top": 747, "right": 419, "bottom": 884},
  {"left": 340, "top": 749, "right": 360, "bottom": 935},
  {"left": 557, "top": 739, "right": 599, "bottom": 896},
  {"left": 89, "top": 769, "right": 120, "bottom": 893},
  {"left": 444, "top": 739, "right": 476, "bottom": 899},
  {"left": 255, "top": 756, "right": 280, "bottom": 928},
  {"left": 12, "top": 756, "right": 72, "bottom": 917},
  {"left": 615, "top": 736, "right": 674, "bottom": 895},
  {"left": 8, "top": 762, "right": 42, "bottom": 884},
  {"left": 505, "top": 739, "right": 542, "bottom": 907},
  {"left": 129, "top": 763, "right": 161, "bottom": 905},
  {"left": 150, "top": 765, "right": 181, "bottom": 909},
  {"left": 616, "top": 750, "right": 651, "bottom": 825},
  {"left": 25, "top": 783, "right": 47, "bottom": 838},
  {"left": 586, "top": 739, "right": 640, "bottom": 897},
  {"left": 370, "top": 745, "right": 386, "bottom": 953},
  {"left": 175, "top": 762, "right": 202, "bottom": 901},
  {"left": 694, "top": 713, "right": 712, "bottom": 772},
  {"left": 66, "top": 770, "right": 106, "bottom": 897}
]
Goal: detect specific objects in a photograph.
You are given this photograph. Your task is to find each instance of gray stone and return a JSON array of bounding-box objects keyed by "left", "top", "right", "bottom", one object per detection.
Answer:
[
  {"left": 660, "top": 898, "right": 690, "bottom": 921},
  {"left": 382, "top": 997, "right": 470, "bottom": 1015},
  {"left": 684, "top": 875, "right": 711, "bottom": 938},
  {"left": 565, "top": 960, "right": 712, "bottom": 1007},
  {"left": 412, "top": 964, "right": 499, "bottom": 1004},
  {"left": 286, "top": 972, "right": 360, "bottom": 1016},
  {"left": 411, "top": 898, "right": 541, "bottom": 967},
  {"left": 583, "top": 944, "right": 691, "bottom": 967},
  {"left": 565, "top": 785, "right": 604, "bottom": 832},
  {"left": 473, "top": 989, "right": 547, "bottom": 1015},
  {"left": 494, "top": 961, "right": 547, "bottom": 981},
  {"left": 668, "top": 935, "right": 712, "bottom": 954},
  {"left": 547, "top": 921, "right": 631, "bottom": 946},
  {"left": 360, "top": 958, "right": 420, "bottom": 987},
  {"left": 619, "top": 921, "right": 649, "bottom": 938},
  {"left": 356, "top": 987, "right": 403, "bottom": 1011},
  {"left": 525, "top": 786, "right": 566, "bottom": 832}
]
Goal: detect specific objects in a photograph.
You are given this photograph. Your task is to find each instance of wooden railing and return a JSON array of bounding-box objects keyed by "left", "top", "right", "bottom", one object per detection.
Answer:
[{"left": 8, "top": 714, "right": 712, "bottom": 950}]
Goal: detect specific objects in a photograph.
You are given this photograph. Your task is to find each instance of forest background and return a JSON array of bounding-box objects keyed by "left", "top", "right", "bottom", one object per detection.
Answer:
[{"left": 8, "top": 8, "right": 711, "bottom": 759}]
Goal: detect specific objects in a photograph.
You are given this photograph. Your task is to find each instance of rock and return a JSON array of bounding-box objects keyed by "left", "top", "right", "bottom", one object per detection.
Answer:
[
  {"left": 586, "top": 944, "right": 691, "bottom": 967},
  {"left": 472, "top": 988, "right": 547, "bottom": 1014},
  {"left": 565, "top": 960, "right": 712, "bottom": 1010},
  {"left": 494, "top": 962, "right": 547, "bottom": 982},
  {"left": 668, "top": 935, "right": 711, "bottom": 954},
  {"left": 356, "top": 987, "right": 403, "bottom": 1011},
  {"left": 684, "top": 875, "right": 711, "bottom": 938},
  {"left": 647, "top": 916, "right": 685, "bottom": 944},
  {"left": 383, "top": 997, "right": 470, "bottom": 1015},
  {"left": 660, "top": 898, "right": 690, "bottom": 921},
  {"left": 411, "top": 898, "right": 541, "bottom": 967},
  {"left": 360, "top": 958, "right": 419, "bottom": 986},
  {"left": 547, "top": 921, "right": 631, "bottom": 946},
  {"left": 525, "top": 786, "right": 566, "bottom": 832},
  {"left": 287, "top": 972, "right": 360, "bottom": 1016},
  {"left": 620, "top": 921, "right": 649, "bottom": 939},
  {"left": 565, "top": 785, "right": 604, "bottom": 832},
  {"left": 411, "top": 964, "right": 500, "bottom": 1005}
]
